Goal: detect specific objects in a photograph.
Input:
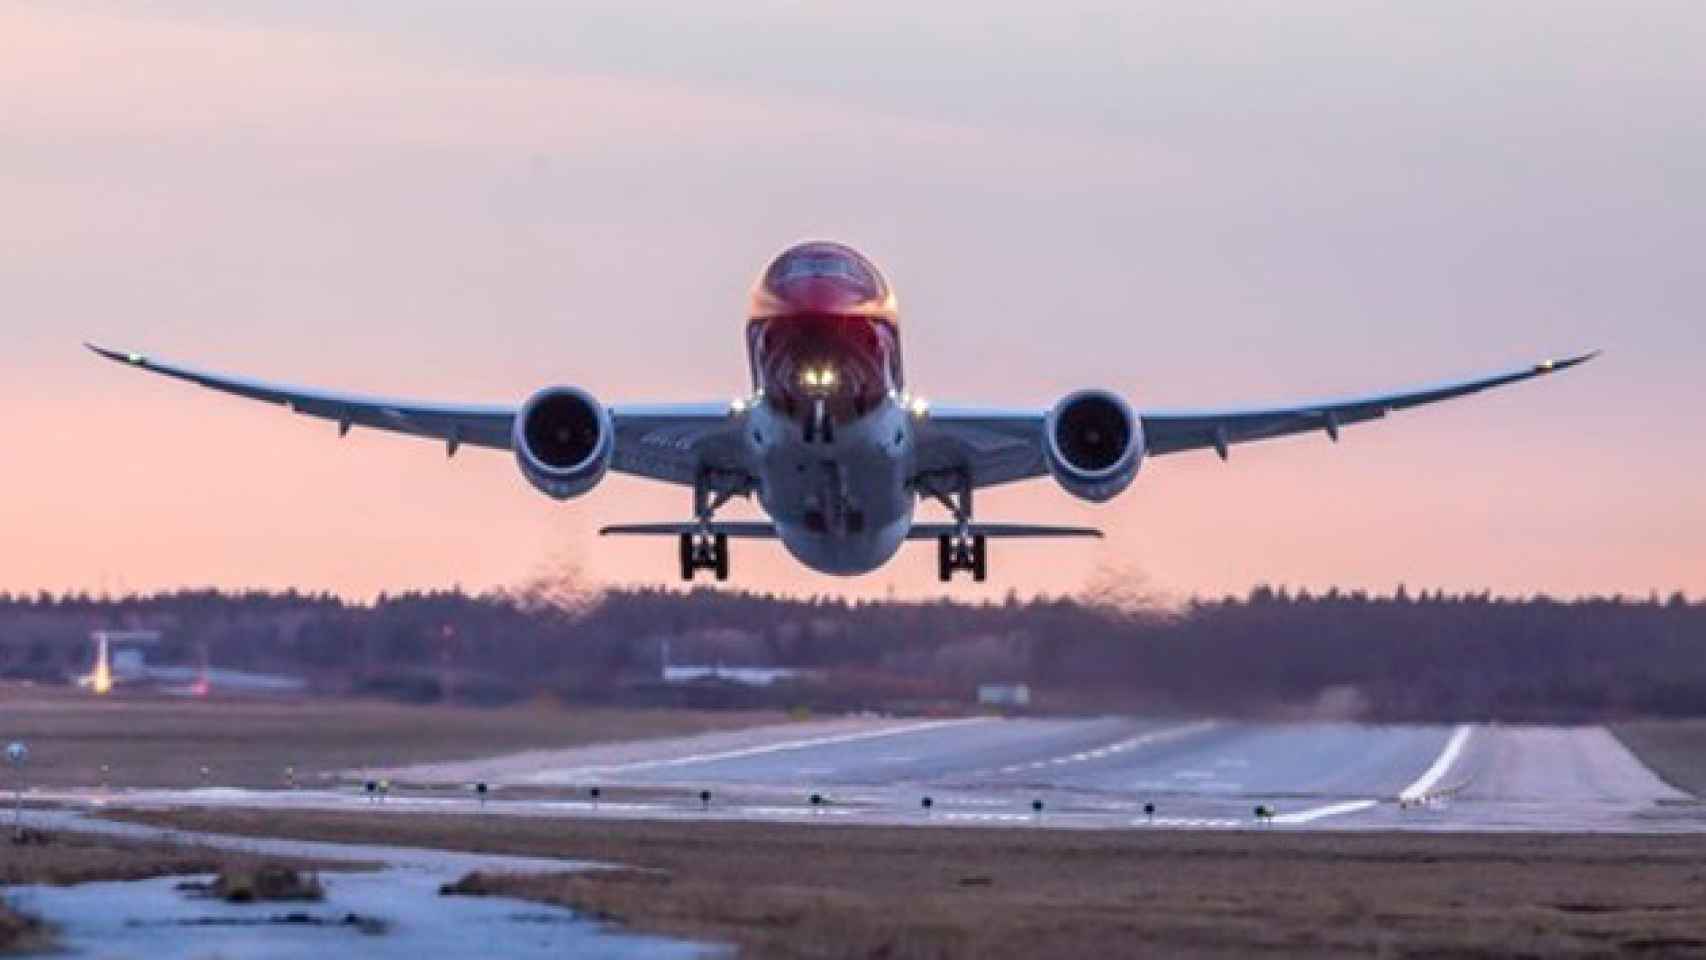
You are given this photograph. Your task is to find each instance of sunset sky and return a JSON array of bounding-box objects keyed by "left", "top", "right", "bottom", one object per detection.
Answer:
[{"left": 3, "top": 2, "right": 1700, "bottom": 602}]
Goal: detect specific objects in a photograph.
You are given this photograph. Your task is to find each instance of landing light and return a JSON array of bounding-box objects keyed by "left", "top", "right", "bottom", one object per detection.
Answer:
[{"left": 910, "top": 396, "right": 930, "bottom": 418}]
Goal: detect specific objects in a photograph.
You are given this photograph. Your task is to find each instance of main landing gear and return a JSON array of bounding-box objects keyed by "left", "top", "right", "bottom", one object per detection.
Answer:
[
  {"left": 679, "top": 531, "right": 729, "bottom": 582},
  {"left": 680, "top": 475, "right": 737, "bottom": 582},
  {"left": 937, "top": 533, "right": 987, "bottom": 583},
  {"left": 926, "top": 471, "right": 987, "bottom": 583}
]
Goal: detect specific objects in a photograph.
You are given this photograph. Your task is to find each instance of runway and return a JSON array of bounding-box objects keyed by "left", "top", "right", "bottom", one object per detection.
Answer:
[{"left": 44, "top": 716, "right": 1700, "bottom": 833}]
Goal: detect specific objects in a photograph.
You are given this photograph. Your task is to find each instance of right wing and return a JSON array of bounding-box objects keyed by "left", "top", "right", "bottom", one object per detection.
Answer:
[{"left": 86, "top": 344, "right": 750, "bottom": 489}]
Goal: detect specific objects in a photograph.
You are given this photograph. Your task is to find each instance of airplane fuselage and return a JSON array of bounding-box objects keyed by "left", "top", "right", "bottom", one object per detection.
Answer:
[{"left": 744, "top": 242, "right": 917, "bottom": 575}]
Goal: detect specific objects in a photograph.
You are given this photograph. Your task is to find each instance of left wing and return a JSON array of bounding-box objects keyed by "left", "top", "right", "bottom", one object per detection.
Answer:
[
  {"left": 1141, "top": 352, "right": 1598, "bottom": 458},
  {"left": 913, "top": 352, "right": 1598, "bottom": 487},
  {"left": 85, "top": 344, "right": 743, "bottom": 487}
]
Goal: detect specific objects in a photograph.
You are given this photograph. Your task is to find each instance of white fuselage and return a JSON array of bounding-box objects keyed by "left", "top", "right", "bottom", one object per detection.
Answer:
[{"left": 747, "top": 396, "right": 917, "bottom": 575}]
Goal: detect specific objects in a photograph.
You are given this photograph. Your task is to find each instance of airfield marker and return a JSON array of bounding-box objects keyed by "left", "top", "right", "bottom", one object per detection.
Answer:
[
  {"left": 6, "top": 742, "right": 26, "bottom": 839},
  {"left": 922, "top": 796, "right": 934, "bottom": 817},
  {"left": 475, "top": 782, "right": 488, "bottom": 808},
  {"left": 1031, "top": 799, "right": 1044, "bottom": 820},
  {"left": 1143, "top": 802, "right": 1155, "bottom": 824},
  {"left": 700, "top": 789, "right": 712, "bottom": 811},
  {"left": 589, "top": 786, "right": 601, "bottom": 810}
]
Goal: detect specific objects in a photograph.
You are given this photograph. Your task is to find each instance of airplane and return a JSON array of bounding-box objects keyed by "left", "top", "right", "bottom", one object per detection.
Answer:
[{"left": 89, "top": 240, "right": 1595, "bottom": 583}]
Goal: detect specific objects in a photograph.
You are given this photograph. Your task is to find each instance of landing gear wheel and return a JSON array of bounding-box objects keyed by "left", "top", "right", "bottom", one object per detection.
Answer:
[
  {"left": 938, "top": 532, "right": 988, "bottom": 582},
  {"left": 680, "top": 531, "right": 732, "bottom": 582}
]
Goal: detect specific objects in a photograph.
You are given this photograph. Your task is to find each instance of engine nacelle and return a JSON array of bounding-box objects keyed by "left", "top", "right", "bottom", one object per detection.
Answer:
[
  {"left": 512, "top": 386, "right": 613, "bottom": 500},
  {"left": 1044, "top": 389, "right": 1143, "bottom": 502}
]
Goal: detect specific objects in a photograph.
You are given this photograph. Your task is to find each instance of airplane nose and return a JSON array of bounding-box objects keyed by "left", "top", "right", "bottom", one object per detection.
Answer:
[{"left": 777, "top": 276, "right": 866, "bottom": 314}]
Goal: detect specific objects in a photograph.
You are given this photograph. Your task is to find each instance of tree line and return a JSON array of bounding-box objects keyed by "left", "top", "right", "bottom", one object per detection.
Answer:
[{"left": 0, "top": 583, "right": 1698, "bottom": 721}]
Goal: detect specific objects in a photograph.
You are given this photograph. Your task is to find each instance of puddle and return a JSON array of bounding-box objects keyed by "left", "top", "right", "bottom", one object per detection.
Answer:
[{"left": 8, "top": 870, "right": 722, "bottom": 959}]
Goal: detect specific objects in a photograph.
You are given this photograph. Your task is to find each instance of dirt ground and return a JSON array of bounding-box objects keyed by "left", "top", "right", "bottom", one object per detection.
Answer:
[
  {"left": 1613, "top": 720, "right": 1706, "bottom": 798},
  {"left": 107, "top": 808, "right": 1706, "bottom": 959},
  {"left": 0, "top": 684, "right": 778, "bottom": 788}
]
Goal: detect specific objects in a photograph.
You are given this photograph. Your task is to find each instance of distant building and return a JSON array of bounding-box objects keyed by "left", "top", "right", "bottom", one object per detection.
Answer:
[
  {"left": 659, "top": 637, "right": 808, "bottom": 687},
  {"left": 977, "top": 682, "right": 1031, "bottom": 708},
  {"left": 662, "top": 664, "right": 806, "bottom": 687}
]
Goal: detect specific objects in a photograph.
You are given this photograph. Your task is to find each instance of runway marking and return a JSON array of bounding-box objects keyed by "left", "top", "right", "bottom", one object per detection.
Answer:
[
  {"left": 1399, "top": 724, "right": 1473, "bottom": 803},
  {"left": 527, "top": 717, "right": 993, "bottom": 780},
  {"left": 983, "top": 721, "right": 1218, "bottom": 777},
  {"left": 1272, "top": 799, "right": 1379, "bottom": 824},
  {"left": 1135, "top": 817, "right": 1240, "bottom": 828},
  {"left": 1259, "top": 725, "right": 1474, "bottom": 825}
]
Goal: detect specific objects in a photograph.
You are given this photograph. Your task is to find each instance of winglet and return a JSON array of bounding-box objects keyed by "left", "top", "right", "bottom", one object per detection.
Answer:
[
  {"left": 1535, "top": 350, "right": 1601, "bottom": 375},
  {"left": 85, "top": 342, "right": 149, "bottom": 367}
]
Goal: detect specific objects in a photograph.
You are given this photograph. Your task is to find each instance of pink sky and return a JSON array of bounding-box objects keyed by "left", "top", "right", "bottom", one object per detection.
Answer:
[{"left": 3, "top": 5, "right": 1701, "bottom": 601}]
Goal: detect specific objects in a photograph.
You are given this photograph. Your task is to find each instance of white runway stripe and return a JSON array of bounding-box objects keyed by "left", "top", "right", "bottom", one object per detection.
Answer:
[
  {"left": 979, "top": 721, "right": 1219, "bottom": 777},
  {"left": 536, "top": 717, "right": 993, "bottom": 779},
  {"left": 1400, "top": 724, "right": 1473, "bottom": 802},
  {"left": 1272, "top": 799, "right": 1379, "bottom": 824}
]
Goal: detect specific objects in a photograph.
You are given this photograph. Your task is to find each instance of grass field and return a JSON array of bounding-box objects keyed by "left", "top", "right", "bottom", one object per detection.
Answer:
[
  {"left": 0, "top": 683, "right": 778, "bottom": 789},
  {"left": 1612, "top": 719, "right": 1706, "bottom": 798},
  {"left": 106, "top": 808, "right": 1706, "bottom": 959},
  {"left": 0, "top": 829, "right": 356, "bottom": 954}
]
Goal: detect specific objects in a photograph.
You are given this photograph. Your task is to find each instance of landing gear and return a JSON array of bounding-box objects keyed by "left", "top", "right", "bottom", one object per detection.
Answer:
[
  {"left": 937, "top": 533, "right": 987, "bottom": 583},
  {"left": 926, "top": 471, "right": 987, "bottom": 583},
  {"left": 679, "top": 532, "right": 729, "bottom": 582},
  {"left": 679, "top": 475, "right": 737, "bottom": 582}
]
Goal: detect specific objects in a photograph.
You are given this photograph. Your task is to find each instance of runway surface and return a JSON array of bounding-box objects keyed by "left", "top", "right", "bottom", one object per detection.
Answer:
[{"left": 43, "top": 716, "right": 1701, "bottom": 833}]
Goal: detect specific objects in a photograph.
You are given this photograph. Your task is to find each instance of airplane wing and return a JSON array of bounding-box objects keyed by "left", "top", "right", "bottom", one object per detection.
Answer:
[
  {"left": 85, "top": 344, "right": 743, "bottom": 488},
  {"left": 601, "top": 521, "right": 1102, "bottom": 540},
  {"left": 913, "top": 352, "right": 1597, "bottom": 487}
]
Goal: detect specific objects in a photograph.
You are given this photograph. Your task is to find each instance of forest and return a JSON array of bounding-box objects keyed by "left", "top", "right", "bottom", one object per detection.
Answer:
[{"left": 0, "top": 581, "right": 1699, "bottom": 722}]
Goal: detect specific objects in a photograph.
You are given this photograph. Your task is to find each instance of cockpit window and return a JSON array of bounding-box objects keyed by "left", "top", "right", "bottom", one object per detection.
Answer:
[{"left": 765, "top": 245, "right": 883, "bottom": 294}]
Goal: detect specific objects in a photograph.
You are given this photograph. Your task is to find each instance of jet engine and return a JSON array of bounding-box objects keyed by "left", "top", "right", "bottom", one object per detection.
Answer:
[
  {"left": 1044, "top": 389, "right": 1143, "bottom": 502},
  {"left": 512, "top": 386, "right": 613, "bottom": 500}
]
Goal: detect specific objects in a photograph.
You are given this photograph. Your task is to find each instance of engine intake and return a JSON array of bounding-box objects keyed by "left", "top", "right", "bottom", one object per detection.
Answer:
[
  {"left": 513, "top": 386, "right": 612, "bottom": 500},
  {"left": 1044, "top": 389, "right": 1142, "bottom": 502}
]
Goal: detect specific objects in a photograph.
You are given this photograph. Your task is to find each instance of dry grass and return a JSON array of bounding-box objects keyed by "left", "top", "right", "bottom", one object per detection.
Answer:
[
  {"left": 107, "top": 808, "right": 1706, "bottom": 959},
  {"left": 0, "top": 904, "right": 49, "bottom": 955},
  {"left": 1613, "top": 720, "right": 1706, "bottom": 798},
  {"left": 0, "top": 683, "right": 777, "bottom": 788}
]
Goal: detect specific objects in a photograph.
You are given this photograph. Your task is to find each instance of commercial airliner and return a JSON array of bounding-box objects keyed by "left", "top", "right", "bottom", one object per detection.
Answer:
[{"left": 90, "top": 241, "right": 1594, "bottom": 582}]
